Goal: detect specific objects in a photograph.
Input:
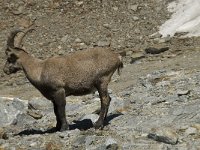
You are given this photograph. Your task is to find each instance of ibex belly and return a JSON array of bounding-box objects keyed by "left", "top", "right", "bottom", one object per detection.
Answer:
[{"left": 65, "top": 84, "right": 97, "bottom": 96}]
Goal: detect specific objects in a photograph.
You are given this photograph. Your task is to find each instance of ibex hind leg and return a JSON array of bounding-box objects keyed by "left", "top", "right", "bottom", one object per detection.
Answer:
[
  {"left": 94, "top": 76, "right": 112, "bottom": 129},
  {"left": 52, "top": 89, "right": 69, "bottom": 131}
]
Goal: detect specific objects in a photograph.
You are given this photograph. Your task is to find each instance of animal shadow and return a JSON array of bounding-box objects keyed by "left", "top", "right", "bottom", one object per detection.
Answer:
[
  {"left": 70, "top": 112, "right": 123, "bottom": 130},
  {"left": 15, "top": 127, "right": 57, "bottom": 136},
  {"left": 15, "top": 112, "right": 122, "bottom": 136}
]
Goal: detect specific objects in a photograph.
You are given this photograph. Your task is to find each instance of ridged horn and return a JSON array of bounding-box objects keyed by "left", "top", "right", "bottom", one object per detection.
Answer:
[
  {"left": 15, "top": 28, "right": 35, "bottom": 48},
  {"left": 7, "top": 29, "right": 23, "bottom": 48}
]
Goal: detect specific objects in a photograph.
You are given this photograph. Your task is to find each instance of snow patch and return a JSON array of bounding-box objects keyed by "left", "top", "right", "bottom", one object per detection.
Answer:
[{"left": 159, "top": 0, "right": 200, "bottom": 37}]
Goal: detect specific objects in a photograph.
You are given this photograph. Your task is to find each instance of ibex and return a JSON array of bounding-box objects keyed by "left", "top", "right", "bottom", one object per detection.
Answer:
[{"left": 3, "top": 29, "right": 123, "bottom": 131}]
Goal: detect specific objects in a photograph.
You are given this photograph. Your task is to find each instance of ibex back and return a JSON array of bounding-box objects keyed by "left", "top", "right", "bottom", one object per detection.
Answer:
[{"left": 3, "top": 29, "right": 123, "bottom": 131}]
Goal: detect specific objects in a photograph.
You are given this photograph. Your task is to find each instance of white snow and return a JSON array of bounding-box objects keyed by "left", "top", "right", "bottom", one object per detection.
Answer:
[{"left": 159, "top": 0, "right": 200, "bottom": 37}]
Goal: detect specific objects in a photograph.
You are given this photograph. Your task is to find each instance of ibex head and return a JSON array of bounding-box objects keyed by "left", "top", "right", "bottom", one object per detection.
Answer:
[
  {"left": 3, "top": 30, "right": 24, "bottom": 74},
  {"left": 3, "top": 28, "right": 32, "bottom": 75}
]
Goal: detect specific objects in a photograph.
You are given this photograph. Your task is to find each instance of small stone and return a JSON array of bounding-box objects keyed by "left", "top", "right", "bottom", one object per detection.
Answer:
[
  {"left": 73, "top": 42, "right": 87, "bottom": 50},
  {"left": 75, "top": 38, "right": 82, "bottom": 43},
  {"left": 130, "top": 52, "right": 145, "bottom": 63},
  {"left": 105, "top": 137, "right": 118, "bottom": 149},
  {"left": 105, "top": 137, "right": 117, "bottom": 145},
  {"left": 18, "top": 18, "right": 32, "bottom": 28},
  {"left": 58, "top": 50, "right": 65, "bottom": 55},
  {"left": 106, "top": 143, "right": 118, "bottom": 150},
  {"left": 58, "top": 45, "right": 62, "bottom": 49},
  {"left": 30, "top": 142, "right": 37, "bottom": 147},
  {"left": 26, "top": 0, "right": 36, "bottom": 7},
  {"left": 61, "top": 35, "right": 69, "bottom": 43},
  {"left": 12, "top": 6, "right": 24, "bottom": 15},
  {"left": 134, "top": 28, "right": 140, "bottom": 34},
  {"left": 113, "top": 7, "right": 118, "bottom": 11},
  {"left": 192, "top": 124, "right": 200, "bottom": 131},
  {"left": 27, "top": 110, "right": 43, "bottom": 120},
  {"left": 149, "top": 32, "right": 162, "bottom": 39},
  {"left": 79, "top": 43, "right": 87, "bottom": 49},
  {"left": 46, "top": 141, "right": 63, "bottom": 150},
  {"left": 177, "top": 90, "right": 190, "bottom": 96},
  {"left": 145, "top": 47, "right": 169, "bottom": 54},
  {"left": 75, "top": 1, "right": 84, "bottom": 6},
  {"left": 126, "top": 51, "right": 133, "bottom": 56},
  {"left": 103, "top": 24, "right": 111, "bottom": 29},
  {"left": 148, "top": 127, "right": 178, "bottom": 145},
  {"left": 157, "top": 35, "right": 171, "bottom": 43},
  {"left": 97, "top": 40, "right": 110, "bottom": 47},
  {"left": 128, "top": 5, "right": 138, "bottom": 11},
  {"left": 72, "top": 135, "right": 86, "bottom": 148},
  {"left": 185, "top": 127, "right": 197, "bottom": 136},
  {"left": 58, "top": 129, "right": 80, "bottom": 139},
  {"left": 0, "top": 127, "right": 8, "bottom": 140},
  {"left": 133, "top": 16, "right": 139, "bottom": 21}
]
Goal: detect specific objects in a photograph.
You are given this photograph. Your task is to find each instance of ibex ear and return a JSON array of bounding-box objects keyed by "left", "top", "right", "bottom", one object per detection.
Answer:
[{"left": 5, "top": 47, "right": 20, "bottom": 57}]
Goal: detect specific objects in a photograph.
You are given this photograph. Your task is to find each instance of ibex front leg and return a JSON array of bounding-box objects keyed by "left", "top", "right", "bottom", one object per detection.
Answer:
[{"left": 52, "top": 89, "right": 69, "bottom": 131}]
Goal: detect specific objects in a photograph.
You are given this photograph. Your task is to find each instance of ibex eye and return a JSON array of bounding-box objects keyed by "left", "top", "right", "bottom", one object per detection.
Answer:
[{"left": 7, "top": 58, "right": 13, "bottom": 63}]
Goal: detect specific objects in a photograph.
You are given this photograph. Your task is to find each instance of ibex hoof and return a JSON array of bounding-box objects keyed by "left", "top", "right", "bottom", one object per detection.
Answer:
[
  {"left": 56, "top": 124, "right": 69, "bottom": 132},
  {"left": 60, "top": 125, "right": 69, "bottom": 132},
  {"left": 94, "top": 121, "right": 104, "bottom": 130}
]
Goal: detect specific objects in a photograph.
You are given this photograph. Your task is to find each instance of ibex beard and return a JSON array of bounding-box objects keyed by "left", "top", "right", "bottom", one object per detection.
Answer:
[{"left": 3, "top": 29, "right": 123, "bottom": 132}]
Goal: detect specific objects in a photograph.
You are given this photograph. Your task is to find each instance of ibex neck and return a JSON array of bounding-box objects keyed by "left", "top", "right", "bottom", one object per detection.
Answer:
[{"left": 20, "top": 53, "right": 43, "bottom": 86}]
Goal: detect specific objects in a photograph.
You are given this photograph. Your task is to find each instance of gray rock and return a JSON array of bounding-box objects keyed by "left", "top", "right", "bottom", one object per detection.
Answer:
[
  {"left": 14, "top": 112, "right": 35, "bottom": 127},
  {"left": 0, "top": 98, "right": 28, "bottom": 126},
  {"left": 28, "top": 98, "right": 52, "bottom": 110},
  {"left": 108, "top": 95, "right": 126, "bottom": 114},
  {"left": 12, "top": 98, "right": 26, "bottom": 110}
]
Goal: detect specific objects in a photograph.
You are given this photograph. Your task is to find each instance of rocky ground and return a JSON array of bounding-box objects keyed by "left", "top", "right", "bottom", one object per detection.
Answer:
[{"left": 1, "top": 0, "right": 200, "bottom": 149}]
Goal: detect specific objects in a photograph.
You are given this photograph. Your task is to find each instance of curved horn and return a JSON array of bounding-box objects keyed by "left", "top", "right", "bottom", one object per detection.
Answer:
[
  {"left": 7, "top": 29, "right": 23, "bottom": 48},
  {"left": 15, "top": 27, "right": 35, "bottom": 48}
]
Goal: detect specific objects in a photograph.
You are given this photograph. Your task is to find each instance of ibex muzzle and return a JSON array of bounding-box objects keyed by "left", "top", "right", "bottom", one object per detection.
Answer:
[
  {"left": 3, "top": 29, "right": 123, "bottom": 131},
  {"left": 3, "top": 60, "right": 20, "bottom": 75}
]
